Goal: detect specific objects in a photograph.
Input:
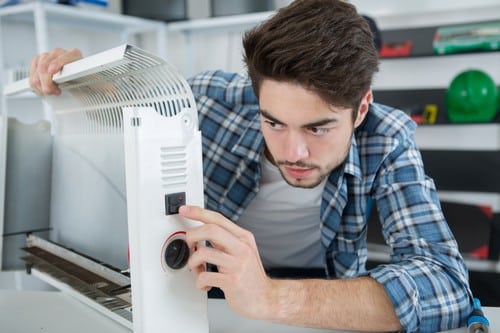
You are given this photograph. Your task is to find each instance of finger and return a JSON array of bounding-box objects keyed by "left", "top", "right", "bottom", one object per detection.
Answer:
[
  {"left": 180, "top": 205, "right": 249, "bottom": 239},
  {"left": 35, "top": 53, "right": 61, "bottom": 95},
  {"left": 189, "top": 260, "right": 205, "bottom": 277},
  {"left": 36, "top": 48, "right": 82, "bottom": 96},
  {"left": 189, "top": 243, "right": 208, "bottom": 274},
  {"left": 195, "top": 270, "right": 225, "bottom": 291},
  {"left": 188, "top": 245, "right": 232, "bottom": 272},
  {"left": 37, "top": 50, "right": 65, "bottom": 95},
  {"left": 47, "top": 48, "right": 82, "bottom": 74},
  {"left": 186, "top": 223, "right": 244, "bottom": 255},
  {"left": 190, "top": 261, "right": 206, "bottom": 275},
  {"left": 188, "top": 262, "right": 212, "bottom": 292},
  {"left": 29, "top": 55, "right": 42, "bottom": 94}
]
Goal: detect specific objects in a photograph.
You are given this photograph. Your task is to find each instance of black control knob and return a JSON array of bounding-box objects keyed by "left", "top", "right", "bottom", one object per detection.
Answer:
[{"left": 164, "top": 238, "right": 189, "bottom": 270}]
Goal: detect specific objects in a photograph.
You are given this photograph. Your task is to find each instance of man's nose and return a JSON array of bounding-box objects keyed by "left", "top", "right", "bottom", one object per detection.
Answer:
[{"left": 284, "top": 132, "right": 309, "bottom": 162}]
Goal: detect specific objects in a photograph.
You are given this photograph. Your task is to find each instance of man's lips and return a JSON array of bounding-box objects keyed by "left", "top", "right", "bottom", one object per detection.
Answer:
[{"left": 283, "top": 166, "right": 315, "bottom": 179}]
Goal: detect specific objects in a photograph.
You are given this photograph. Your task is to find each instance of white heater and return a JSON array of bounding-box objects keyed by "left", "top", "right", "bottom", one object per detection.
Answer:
[{"left": 4, "top": 44, "right": 208, "bottom": 333}]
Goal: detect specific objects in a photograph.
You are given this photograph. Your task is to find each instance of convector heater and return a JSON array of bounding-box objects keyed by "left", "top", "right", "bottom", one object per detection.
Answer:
[{"left": 4, "top": 44, "right": 208, "bottom": 333}]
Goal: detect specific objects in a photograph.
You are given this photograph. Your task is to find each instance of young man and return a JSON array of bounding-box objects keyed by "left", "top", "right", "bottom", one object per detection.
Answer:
[{"left": 30, "top": 1, "right": 472, "bottom": 331}]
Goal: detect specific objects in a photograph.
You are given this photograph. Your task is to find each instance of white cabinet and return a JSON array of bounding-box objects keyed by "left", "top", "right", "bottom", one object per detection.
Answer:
[{"left": 0, "top": 2, "right": 166, "bottom": 269}]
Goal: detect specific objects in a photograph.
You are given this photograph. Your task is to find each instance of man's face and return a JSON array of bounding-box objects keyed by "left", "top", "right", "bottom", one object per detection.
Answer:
[{"left": 259, "top": 80, "right": 369, "bottom": 188}]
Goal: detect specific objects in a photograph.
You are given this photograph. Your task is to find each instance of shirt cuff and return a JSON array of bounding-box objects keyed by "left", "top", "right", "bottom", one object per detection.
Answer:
[{"left": 367, "top": 265, "right": 421, "bottom": 332}]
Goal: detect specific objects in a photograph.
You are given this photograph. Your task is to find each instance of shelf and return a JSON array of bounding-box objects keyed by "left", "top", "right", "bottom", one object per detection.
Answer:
[
  {"left": 415, "top": 123, "right": 500, "bottom": 151},
  {"left": 374, "top": 52, "right": 500, "bottom": 90},
  {"left": 380, "top": 49, "right": 500, "bottom": 60},
  {"left": 0, "top": 2, "right": 165, "bottom": 33},
  {"left": 438, "top": 191, "right": 500, "bottom": 214},
  {"left": 378, "top": 20, "right": 500, "bottom": 59},
  {"left": 350, "top": 0, "right": 500, "bottom": 30},
  {"left": 5, "top": 91, "right": 36, "bottom": 100},
  {"left": 0, "top": 3, "right": 169, "bottom": 91},
  {"left": 164, "top": 1, "right": 500, "bottom": 33},
  {"left": 166, "top": 10, "right": 275, "bottom": 33}
]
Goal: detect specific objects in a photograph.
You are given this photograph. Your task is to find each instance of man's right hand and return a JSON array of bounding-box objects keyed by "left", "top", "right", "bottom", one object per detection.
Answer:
[{"left": 29, "top": 48, "right": 83, "bottom": 96}]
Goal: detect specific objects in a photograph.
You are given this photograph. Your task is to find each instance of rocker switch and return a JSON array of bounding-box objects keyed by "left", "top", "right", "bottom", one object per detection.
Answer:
[{"left": 165, "top": 192, "right": 186, "bottom": 215}]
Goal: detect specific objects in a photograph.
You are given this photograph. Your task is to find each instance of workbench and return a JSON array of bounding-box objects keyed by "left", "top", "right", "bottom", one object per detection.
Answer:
[{"left": 1, "top": 288, "right": 498, "bottom": 333}]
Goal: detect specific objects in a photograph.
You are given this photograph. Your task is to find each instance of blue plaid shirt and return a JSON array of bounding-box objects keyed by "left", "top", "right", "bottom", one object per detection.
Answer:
[{"left": 188, "top": 70, "right": 473, "bottom": 332}]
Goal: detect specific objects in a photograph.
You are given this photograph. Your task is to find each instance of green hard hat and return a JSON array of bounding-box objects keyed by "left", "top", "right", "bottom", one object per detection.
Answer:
[{"left": 446, "top": 69, "right": 499, "bottom": 123}]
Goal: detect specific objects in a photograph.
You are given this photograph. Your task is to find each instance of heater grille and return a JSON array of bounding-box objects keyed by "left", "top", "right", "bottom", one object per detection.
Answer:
[{"left": 49, "top": 45, "right": 196, "bottom": 136}]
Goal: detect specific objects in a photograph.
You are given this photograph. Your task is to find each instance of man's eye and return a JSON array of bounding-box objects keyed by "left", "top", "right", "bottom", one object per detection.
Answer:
[
  {"left": 265, "top": 120, "right": 283, "bottom": 129},
  {"left": 309, "top": 127, "right": 329, "bottom": 135}
]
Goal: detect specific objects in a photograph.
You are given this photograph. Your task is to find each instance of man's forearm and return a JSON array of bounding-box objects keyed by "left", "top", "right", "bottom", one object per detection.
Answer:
[{"left": 265, "top": 276, "right": 403, "bottom": 332}]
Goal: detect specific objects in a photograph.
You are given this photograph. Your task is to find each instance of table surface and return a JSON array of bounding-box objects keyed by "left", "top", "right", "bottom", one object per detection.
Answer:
[{"left": 0, "top": 289, "right": 498, "bottom": 333}]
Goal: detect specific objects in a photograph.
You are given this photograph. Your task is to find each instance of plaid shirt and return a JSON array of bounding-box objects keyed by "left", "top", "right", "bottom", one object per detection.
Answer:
[{"left": 188, "top": 70, "right": 473, "bottom": 332}]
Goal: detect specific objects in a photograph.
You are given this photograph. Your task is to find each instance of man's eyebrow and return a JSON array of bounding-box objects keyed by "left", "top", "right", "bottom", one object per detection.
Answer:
[
  {"left": 304, "top": 118, "right": 338, "bottom": 128},
  {"left": 260, "top": 109, "right": 284, "bottom": 124},
  {"left": 260, "top": 108, "right": 338, "bottom": 128}
]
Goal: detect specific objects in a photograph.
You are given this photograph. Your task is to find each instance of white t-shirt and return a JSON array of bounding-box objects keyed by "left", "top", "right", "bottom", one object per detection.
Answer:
[{"left": 237, "top": 156, "right": 326, "bottom": 268}]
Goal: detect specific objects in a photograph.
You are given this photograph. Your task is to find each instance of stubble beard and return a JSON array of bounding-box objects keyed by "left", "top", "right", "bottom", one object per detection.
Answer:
[
  {"left": 276, "top": 161, "right": 328, "bottom": 189},
  {"left": 266, "top": 147, "right": 350, "bottom": 189}
]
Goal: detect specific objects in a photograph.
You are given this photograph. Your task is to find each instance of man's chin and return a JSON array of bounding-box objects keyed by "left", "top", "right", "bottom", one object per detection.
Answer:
[{"left": 282, "top": 174, "right": 325, "bottom": 189}]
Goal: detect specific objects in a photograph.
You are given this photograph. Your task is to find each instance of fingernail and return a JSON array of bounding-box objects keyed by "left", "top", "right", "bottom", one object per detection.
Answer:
[{"left": 179, "top": 205, "right": 188, "bottom": 214}]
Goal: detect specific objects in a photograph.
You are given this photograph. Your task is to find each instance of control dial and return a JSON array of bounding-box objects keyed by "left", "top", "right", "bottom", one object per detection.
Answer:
[{"left": 164, "top": 238, "right": 190, "bottom": 270}]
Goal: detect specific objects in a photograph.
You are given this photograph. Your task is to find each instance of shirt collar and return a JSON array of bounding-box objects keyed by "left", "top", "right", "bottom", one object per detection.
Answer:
[
  {"left": 343, "top": 135, "right": 362, "bottom": 180},
  {"left": 232, "top": 109, "right": 265, "bottom": 163}
]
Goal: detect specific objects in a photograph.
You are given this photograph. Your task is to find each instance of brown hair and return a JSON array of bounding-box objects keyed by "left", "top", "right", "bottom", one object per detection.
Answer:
[{"left": 243, "top": 0, "right": 379, "bottom": 111}]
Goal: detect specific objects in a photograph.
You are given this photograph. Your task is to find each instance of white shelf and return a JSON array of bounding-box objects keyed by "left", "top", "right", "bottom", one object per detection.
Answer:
[
  {"left": 349, "top": 0, "right": 500, "bottom": 30},
  {"left": 438, "top": 191, "right": 500, "bottom": 214},
  {"left": 374, "top": 52, "right": 500, "bottom": 90},
  {"left": 0, "top": 2, "right": 167, "bottom": 60},
  {"left": 414, "top": 123, "right": 500, "bottom": 214},
  {"left": 0, "top": 2, "right": 165, "bottom": 33},
  {"left": 167, "top": 10, "right": 275, "bottom": 33},
  {"left": 164, "top": 1, "right": 500, "bottom": 33},
  {"left": 415, "top": 124, "right": 500, "bottom": 151}
]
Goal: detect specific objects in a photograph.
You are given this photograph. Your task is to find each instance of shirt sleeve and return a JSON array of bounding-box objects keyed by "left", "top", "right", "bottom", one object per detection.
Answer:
[
  {"left": 368, "top": 133, "right": 473, "bottom": 332},
  {"left": 187, "top": 70, "right": 257, "bottom": 107}
]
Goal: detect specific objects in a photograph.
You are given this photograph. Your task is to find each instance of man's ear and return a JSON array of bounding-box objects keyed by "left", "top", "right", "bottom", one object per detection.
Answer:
[{"left": 354, "top": 90, "right": 372, "bottom": 128}]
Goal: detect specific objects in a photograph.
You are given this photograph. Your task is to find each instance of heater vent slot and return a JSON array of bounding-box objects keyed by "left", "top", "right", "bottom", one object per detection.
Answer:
[{"left": 160, "top": 146, "right": 188, "bottom": 188}]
